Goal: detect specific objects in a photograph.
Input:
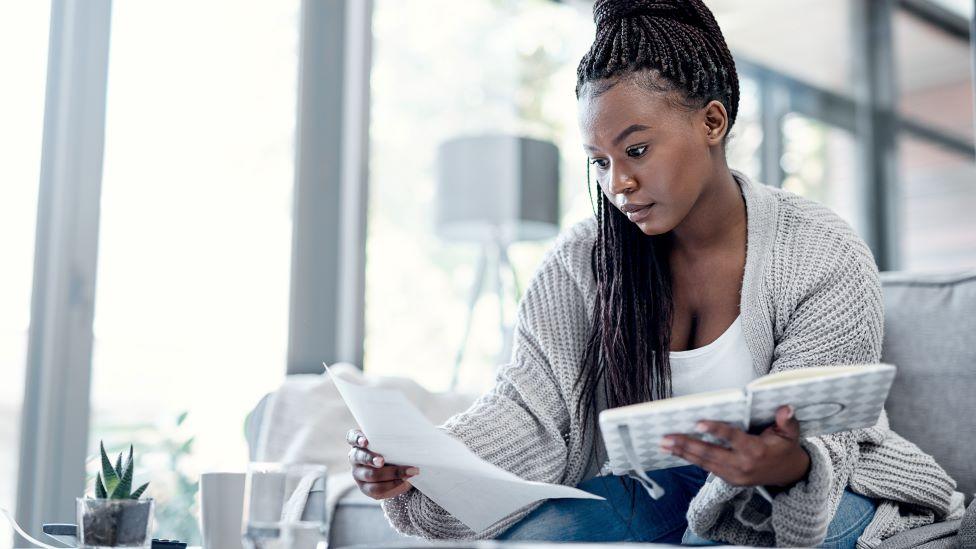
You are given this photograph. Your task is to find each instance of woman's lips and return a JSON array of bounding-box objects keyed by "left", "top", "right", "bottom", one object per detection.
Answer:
[{"left": 626, "top": 204, "right": 654, "bottom": 222}]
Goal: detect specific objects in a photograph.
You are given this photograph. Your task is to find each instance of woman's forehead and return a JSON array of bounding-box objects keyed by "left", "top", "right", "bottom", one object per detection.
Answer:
[{"left": 578, "top": 82, "right": 673, "bottom": 139}]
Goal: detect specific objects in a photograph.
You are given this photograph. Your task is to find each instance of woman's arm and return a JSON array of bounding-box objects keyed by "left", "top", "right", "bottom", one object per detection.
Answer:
[{"left": 380, "top": 245, "right": 587, "bottom": 540}]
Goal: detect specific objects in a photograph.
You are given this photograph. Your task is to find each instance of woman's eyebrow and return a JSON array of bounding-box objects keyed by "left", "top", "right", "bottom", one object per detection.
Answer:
[{"left": 583, "top": 124, "right": 651, "bottom": 152}]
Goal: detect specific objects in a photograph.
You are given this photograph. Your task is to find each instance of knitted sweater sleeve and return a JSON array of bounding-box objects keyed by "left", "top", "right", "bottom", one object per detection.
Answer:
[
  {"left": 685, "top": 234, "right": 958, "bottom": 547},
  {"left": 379, "top": 243, "right": 586, "bottom": 539}
]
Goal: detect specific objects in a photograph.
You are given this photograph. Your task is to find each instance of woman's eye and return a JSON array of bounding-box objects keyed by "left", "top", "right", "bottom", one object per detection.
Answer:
[
  {"left": 627, "top": 145, "right": 647, "bottom": 157},
  {"left": 590, "top": 158, "right": 609, "bottom": 169}
]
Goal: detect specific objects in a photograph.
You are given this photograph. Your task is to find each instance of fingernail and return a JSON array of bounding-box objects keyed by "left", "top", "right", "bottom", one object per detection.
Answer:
[
  {"left": 660, "top": 437, "right": 674, "bottom": 448},
  {"left": 405, "top": 467, "right": 419, "bottom": 476},
  {"left": 357, "top": 436, "right": 366, "bottom": 446},
  {"left": 786, "top": 405, "right": 795, "bottom": 418},
  {"left": 694, "top": 422, "right": 708, "bottom": 433},
  {"left": 372, "top": 456, "right": 383, "bottom": 466}
]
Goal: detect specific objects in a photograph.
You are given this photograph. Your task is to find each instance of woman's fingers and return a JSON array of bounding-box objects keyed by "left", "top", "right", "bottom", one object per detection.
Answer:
[
  {"left": 347, "top": 445, "right": 385, "bottom": 467},
  {"left": 360, "top": 478, "right": 414, "bottom": 500},
  {"left": 352, "top": 464, "right": 419, "bottom": 483},
  {"left": 346, "top": 426, "right": 420, "bottom": 500},
  {"left": 353, "top": 465, "right": 420, "bottom": 500},
  {"left": 345, "top": 428, "right": 368, "bottom": 448}
]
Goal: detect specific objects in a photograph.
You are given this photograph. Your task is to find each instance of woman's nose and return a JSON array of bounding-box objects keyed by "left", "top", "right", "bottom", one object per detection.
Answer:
[{"left": 609, "top": 172, "right": 637, "bottom": 195}]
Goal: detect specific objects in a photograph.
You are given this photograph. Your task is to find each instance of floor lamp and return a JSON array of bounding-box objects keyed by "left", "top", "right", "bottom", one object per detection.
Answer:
[{"left": 435, "top": 134, "right": 561, "bottom": 391}]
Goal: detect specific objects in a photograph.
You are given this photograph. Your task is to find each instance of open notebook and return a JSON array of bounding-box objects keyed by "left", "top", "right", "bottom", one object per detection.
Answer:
[{"left": 599, "top": 363, "right": 896, "bottom": 499}]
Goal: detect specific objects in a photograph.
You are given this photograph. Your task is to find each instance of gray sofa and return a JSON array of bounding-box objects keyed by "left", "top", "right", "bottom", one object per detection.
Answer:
[{"left": 246, "top": 269, "right": 976, "bottom": 548}]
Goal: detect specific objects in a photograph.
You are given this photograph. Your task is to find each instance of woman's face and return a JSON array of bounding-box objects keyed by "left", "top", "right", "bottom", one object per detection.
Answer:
[{"left": 577, "top": 76, "right": 725, "bottom": 236}]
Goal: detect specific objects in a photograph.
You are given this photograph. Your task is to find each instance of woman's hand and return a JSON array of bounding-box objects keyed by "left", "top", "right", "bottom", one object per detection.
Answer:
[
  {"left": 661, "top": 404, "right": 811, "bottom": 489},
  {"left": 346, "top": 428, "right": 419, "bottom": 500}
]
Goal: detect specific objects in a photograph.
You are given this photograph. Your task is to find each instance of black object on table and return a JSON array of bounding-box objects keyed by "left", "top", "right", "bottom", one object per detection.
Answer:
[{"left": 42, "top": 523, "right": 187, "bottom": 549}]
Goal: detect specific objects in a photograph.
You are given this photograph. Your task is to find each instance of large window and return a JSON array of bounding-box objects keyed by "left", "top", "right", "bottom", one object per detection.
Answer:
[
  {"left": 713, "top": 0, "right": 975, "bottom": 270},
  {"left": 88, "top": 1, "right": 299, "bottom": 543},
  {"left": 364, "top": 0, "right": 595, "bottom": 392},
  {"left": 0, "top": 0, "right": 50, "bottom": 535},
  {"left": 893, "top": 7, "right": 975, "bottom": 269}
]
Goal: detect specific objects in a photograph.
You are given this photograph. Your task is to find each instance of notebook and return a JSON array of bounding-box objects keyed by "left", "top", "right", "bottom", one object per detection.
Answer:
[{"left": 598, "top": 363, "right": 896, "bottom": 498}]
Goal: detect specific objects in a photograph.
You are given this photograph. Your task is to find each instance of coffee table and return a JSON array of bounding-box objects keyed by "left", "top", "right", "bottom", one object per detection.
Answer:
[{"left": 338, "top": 542, "right": 762, "bottom": 548}]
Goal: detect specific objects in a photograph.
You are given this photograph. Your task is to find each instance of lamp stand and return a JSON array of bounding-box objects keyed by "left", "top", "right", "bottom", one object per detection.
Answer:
[{"left": 449, "top": 232, "right": 519, "bottom": 391}]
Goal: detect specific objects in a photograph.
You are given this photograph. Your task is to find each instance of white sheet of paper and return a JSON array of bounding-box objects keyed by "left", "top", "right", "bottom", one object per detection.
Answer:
[{"left": 324, "top": 363, "right": 604, "bottom": 532}]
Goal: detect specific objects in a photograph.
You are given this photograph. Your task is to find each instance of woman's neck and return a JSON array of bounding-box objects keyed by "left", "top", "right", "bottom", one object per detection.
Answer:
[{"left": 668, "top": 166, "right": 746, "bottom": 256}]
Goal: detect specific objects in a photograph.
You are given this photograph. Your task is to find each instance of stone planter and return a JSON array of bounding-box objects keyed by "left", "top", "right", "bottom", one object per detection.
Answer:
[{"left": 76, "top": 497, "right": 154, "bottom": 548}]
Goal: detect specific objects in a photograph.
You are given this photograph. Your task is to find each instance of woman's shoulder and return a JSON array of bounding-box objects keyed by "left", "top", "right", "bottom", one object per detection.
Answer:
[
  {"left": 543, "top": 216, "right": 598, "bottom": 290},
  {"left": 754, "top": 184, "right": 881, "bottom": 314},
  {"left": 551, "top": 215, "right": 598, "bottom": 259},
  {"left": 763, "top": 184, "right": 877, "bottom": 276}
]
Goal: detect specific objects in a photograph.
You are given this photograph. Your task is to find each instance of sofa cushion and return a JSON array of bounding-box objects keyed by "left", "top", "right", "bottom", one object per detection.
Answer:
[
  {"left": 880, "top": 270, "right": 976, "bottom": 502},
  {"left": 329, "top": 490, "right": 408, "bottom": 547}
]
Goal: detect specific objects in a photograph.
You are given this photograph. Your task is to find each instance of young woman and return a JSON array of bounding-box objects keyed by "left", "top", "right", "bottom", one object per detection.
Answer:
[{"left": 345, "top": 0, "right": 963, "bottom": 546}]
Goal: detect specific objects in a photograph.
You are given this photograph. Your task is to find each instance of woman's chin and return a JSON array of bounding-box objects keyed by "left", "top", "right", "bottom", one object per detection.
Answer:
[{"left": 633, "top": 219, "right": 667, "bottom": 236}]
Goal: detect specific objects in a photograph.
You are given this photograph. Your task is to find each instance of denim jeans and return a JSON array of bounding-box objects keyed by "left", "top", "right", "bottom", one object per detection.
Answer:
[{"left": 495, "top": 465, "right": 877, "bottom": 548}]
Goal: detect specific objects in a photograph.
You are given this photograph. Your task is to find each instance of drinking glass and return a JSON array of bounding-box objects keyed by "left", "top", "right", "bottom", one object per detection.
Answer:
[{"left": 241, "top": 462, "right": 329, "bottom": 549}]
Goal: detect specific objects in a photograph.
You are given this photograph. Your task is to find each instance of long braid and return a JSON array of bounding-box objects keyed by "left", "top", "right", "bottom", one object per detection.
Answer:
[{"left": 573, "top": 0, "right": 737, "bottom": 447}]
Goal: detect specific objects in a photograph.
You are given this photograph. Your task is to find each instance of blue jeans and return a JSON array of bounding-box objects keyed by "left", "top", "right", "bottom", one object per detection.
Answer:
[{"left": 495, "top": 465, "right": 877, "bottom": 547}]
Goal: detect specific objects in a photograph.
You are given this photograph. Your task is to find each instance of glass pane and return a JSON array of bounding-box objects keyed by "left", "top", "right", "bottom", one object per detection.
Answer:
[
  {"left": 895, "top": 9, "right": 975, "bottom": 143},
  {"left": 726, "top": 77, "right": 763, "bottom": 183},
  {"left": 709, "top": 0, "right": 857, "bottom": 96},
  {"left": 898, "top": 136, "right": 976, "bottom": 270},
  {"left": 928, "top": 0, "right": 974, "bottom": 19},
  {"left": 780, "top": 113, "right": 867, "bottom": 239},
  {"left": 90, "top": 2, "right": 299, "bottom": 544},
  {"left": 0, "top": 0, "right": 50, "bottom": 534},
  {"left": 365, "top": 0, "right": 593, "bottom": 392}
]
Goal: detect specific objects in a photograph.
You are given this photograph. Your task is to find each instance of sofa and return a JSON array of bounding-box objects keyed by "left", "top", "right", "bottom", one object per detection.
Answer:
[{"left": 245, "top": 269, "right": 976, "bottom": 548}]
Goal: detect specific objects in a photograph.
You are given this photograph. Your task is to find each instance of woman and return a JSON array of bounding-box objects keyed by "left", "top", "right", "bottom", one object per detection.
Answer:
[{"left": 345, "top": 0, "right": 964, "bottom": 546}]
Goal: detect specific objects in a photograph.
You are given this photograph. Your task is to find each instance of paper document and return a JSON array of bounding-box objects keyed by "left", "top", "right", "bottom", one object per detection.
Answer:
[{"left": 324, "top": 363, "right": 604, "bottom": 532}]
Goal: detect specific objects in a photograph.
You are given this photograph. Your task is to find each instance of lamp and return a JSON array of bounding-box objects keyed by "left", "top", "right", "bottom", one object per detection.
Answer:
[{"left": 435, "top": 133, "right": 561, "bottom": 390}]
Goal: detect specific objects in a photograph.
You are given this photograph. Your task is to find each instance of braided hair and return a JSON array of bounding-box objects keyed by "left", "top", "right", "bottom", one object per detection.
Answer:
[{"left": 573, "top": 0, "right": 741, "bottom": 436}]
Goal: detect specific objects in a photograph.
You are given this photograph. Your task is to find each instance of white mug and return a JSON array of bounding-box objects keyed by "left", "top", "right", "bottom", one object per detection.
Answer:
[{"left": 199, "top": 472, "right": 246, "bottom": 549}]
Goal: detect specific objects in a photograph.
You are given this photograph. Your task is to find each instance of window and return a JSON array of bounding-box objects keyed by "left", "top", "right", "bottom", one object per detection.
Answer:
[
  {"left": 893, "top": 5, "right": 975, "bottom": 270},
  {"left": 928, "top": 0, "right": 975, "bottom": 19},
  {"left": 726, "top": 77, "right": 763, "bottom": 183},
  {"left": 89, "top": 1, "right": 299, "bottom": 542},
  {"left": 898, "top": 136, "right": 976, "bottom": 270},
  {"left": 895, "top": 9, "right": 974, "bottom": 142},
  {"left": 780, "top": 113, "right": 866, "bottom": 238},
  {"left": 365, "top": 0, "right": 595, "bottom": 392},
  {"left": 0, "top": 0, "right": 51, "bottom": 530},
  {"left": 710, "top": 0, "right": 857, "bottom": 95}
]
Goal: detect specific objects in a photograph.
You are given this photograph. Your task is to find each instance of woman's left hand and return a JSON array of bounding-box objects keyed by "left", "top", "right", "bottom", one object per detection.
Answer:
[{"left": 661, "top": 404, "right": 811, "bottom": 489}]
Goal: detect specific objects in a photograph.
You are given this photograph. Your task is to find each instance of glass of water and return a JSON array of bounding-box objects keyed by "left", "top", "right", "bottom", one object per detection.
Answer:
[{"left": 241, "top": 462, "right": 329, "bottom": 549}]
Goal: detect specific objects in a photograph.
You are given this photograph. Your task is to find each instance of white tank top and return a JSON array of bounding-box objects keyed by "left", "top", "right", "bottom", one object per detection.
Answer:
[{"left": 668, "top": 315, "right": 758, "bottom": 397}]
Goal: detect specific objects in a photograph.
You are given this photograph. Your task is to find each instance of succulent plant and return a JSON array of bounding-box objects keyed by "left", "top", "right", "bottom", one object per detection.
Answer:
[{"left": 93, "top": 441, "right": 149, "bottom": 500}]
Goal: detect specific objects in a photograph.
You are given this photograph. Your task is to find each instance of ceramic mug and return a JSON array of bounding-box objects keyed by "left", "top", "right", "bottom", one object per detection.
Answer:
[{"left": 199, "top": 472, "right": 246, "bottom": 549}]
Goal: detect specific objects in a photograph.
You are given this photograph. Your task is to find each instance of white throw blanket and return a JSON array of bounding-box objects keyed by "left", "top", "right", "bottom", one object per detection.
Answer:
[{"left": 253, "top": 362, "right": 478, "bottom": 524}]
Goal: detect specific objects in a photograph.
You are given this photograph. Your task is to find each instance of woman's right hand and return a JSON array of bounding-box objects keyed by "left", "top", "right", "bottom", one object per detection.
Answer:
[{"left": 346, "top": 428, "right": 419, "bottom": 500}]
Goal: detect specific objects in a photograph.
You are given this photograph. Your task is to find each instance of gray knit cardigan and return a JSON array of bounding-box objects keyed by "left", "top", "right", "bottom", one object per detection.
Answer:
[{"left": 381, "top": 169, "right": 966, "bottom": 547}]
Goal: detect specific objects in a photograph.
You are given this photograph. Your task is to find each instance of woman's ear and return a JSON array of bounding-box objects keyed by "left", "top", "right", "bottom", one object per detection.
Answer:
[{"left": 703, "top": 100, "right": 728, "bottom": 144}]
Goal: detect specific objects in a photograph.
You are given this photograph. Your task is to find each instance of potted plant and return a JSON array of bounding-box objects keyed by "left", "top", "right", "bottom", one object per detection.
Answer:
[{"left": 77, "top": 441, "right": 154, "bottom": 548}]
